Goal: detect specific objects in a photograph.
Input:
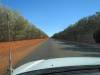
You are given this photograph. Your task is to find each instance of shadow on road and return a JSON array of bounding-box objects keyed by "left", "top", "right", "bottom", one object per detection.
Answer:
[
  {"left": 56, "top": 40, "right": 100, "bottom": 57},
  {"left": 57, "top": 40, "right": 100, "bottom": 52},
  {"left": 55, "top": 40, "right": 100, "bottom": 56},
  {"left": 61, "top": 45, "right": 100, "bottom": 52},
  {"left": 84, "top": 54, "right": 100, "bottom": 57}
]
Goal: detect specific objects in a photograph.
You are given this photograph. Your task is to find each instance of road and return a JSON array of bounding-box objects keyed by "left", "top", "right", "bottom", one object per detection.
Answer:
[{"left": 15, "top": 39, "right": 100, "bottom": 68}]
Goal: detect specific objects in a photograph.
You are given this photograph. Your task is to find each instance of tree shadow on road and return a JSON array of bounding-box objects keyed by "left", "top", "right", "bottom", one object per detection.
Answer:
[
  {"left": 57, "top": 40, "right": 100, "bottom": 57},
  {"left": 61, "top": 46, "right": 100, "bottom": 52}
]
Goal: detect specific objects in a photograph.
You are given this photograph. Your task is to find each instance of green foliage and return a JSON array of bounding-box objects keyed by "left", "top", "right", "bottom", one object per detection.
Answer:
[
  {"left": 52, "top": 12, "right": 100, "bottom": 41},
  {"left": 0, "top": 6, "right": 48, "bottom": 42}
]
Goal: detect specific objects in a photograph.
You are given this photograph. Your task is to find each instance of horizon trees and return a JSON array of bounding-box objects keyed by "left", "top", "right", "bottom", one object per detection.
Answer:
[
  {"left": 0, "top": 6, "right": 48, "bottom": 42},
  {"left": 52, "top": 12, "right": 100, "bottom": 43}
]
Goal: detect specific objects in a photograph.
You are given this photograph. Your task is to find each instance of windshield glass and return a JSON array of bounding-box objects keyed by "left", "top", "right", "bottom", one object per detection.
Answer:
[{"left": 0, "top": 0, "right": 100, "bottom": 75}]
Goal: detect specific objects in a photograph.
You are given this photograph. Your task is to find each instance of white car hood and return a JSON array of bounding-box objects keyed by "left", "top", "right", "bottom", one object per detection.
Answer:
[{"left": 13, "top": 57, "right": 100, "bottom": 75}]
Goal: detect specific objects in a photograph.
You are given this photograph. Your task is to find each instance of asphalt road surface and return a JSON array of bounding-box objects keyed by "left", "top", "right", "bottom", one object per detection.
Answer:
[{"left": 15, "top": 39, "right": 100, "bottom": 68}]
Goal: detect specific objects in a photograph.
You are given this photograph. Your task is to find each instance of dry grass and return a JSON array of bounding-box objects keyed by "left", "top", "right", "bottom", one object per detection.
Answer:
[{"left": 0, "top": 39, "right": 46, "bottom": 75}]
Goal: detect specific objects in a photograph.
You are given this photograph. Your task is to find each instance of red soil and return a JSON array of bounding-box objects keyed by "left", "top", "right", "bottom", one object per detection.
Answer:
[{"left": 0, "top": 39, "right": 46, "bottom": 75}]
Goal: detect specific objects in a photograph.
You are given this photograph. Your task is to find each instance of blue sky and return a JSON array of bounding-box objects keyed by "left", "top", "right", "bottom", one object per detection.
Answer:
[{"left": 0, "top": 0, "right": 100, "bottom": 36}]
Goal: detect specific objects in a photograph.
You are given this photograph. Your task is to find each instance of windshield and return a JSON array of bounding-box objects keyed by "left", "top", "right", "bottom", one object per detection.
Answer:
[{"left": 0, "top": 0, "right": 100, "bottom": 75}]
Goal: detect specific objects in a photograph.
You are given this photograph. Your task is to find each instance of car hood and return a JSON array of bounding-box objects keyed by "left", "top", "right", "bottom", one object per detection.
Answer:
[{"left": 13, "top": 57, "right": 100, "bottom": 75}]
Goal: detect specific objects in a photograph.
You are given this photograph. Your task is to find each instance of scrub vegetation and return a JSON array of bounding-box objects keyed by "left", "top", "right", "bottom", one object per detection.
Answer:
[
  {"left": 0, "top": 6, "right": 48, "bottom": 42},
  {"left": 0, "top": 6, "right": 48, "bottom": 75},
  {"left": 52, "top": 12, "right": 100, "bottom": 43}
]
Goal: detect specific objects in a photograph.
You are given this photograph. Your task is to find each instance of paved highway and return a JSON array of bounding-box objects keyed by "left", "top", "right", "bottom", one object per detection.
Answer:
[{"left": 15, "top": 39, "right": 100, "bottom": 68}]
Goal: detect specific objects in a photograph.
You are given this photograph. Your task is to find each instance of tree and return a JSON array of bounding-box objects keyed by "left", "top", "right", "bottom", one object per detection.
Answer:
[{"left": 0, "top": 6, "right": 48, "bottom": 42}]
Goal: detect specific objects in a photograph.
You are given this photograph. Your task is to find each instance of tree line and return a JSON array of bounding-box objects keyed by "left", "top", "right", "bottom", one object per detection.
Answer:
[
  {"left": 52, "top": 12, "right": 100, "bottom": 42},
  {"left": 0, "top": 6, "right": 48, "bottom": 42}
]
